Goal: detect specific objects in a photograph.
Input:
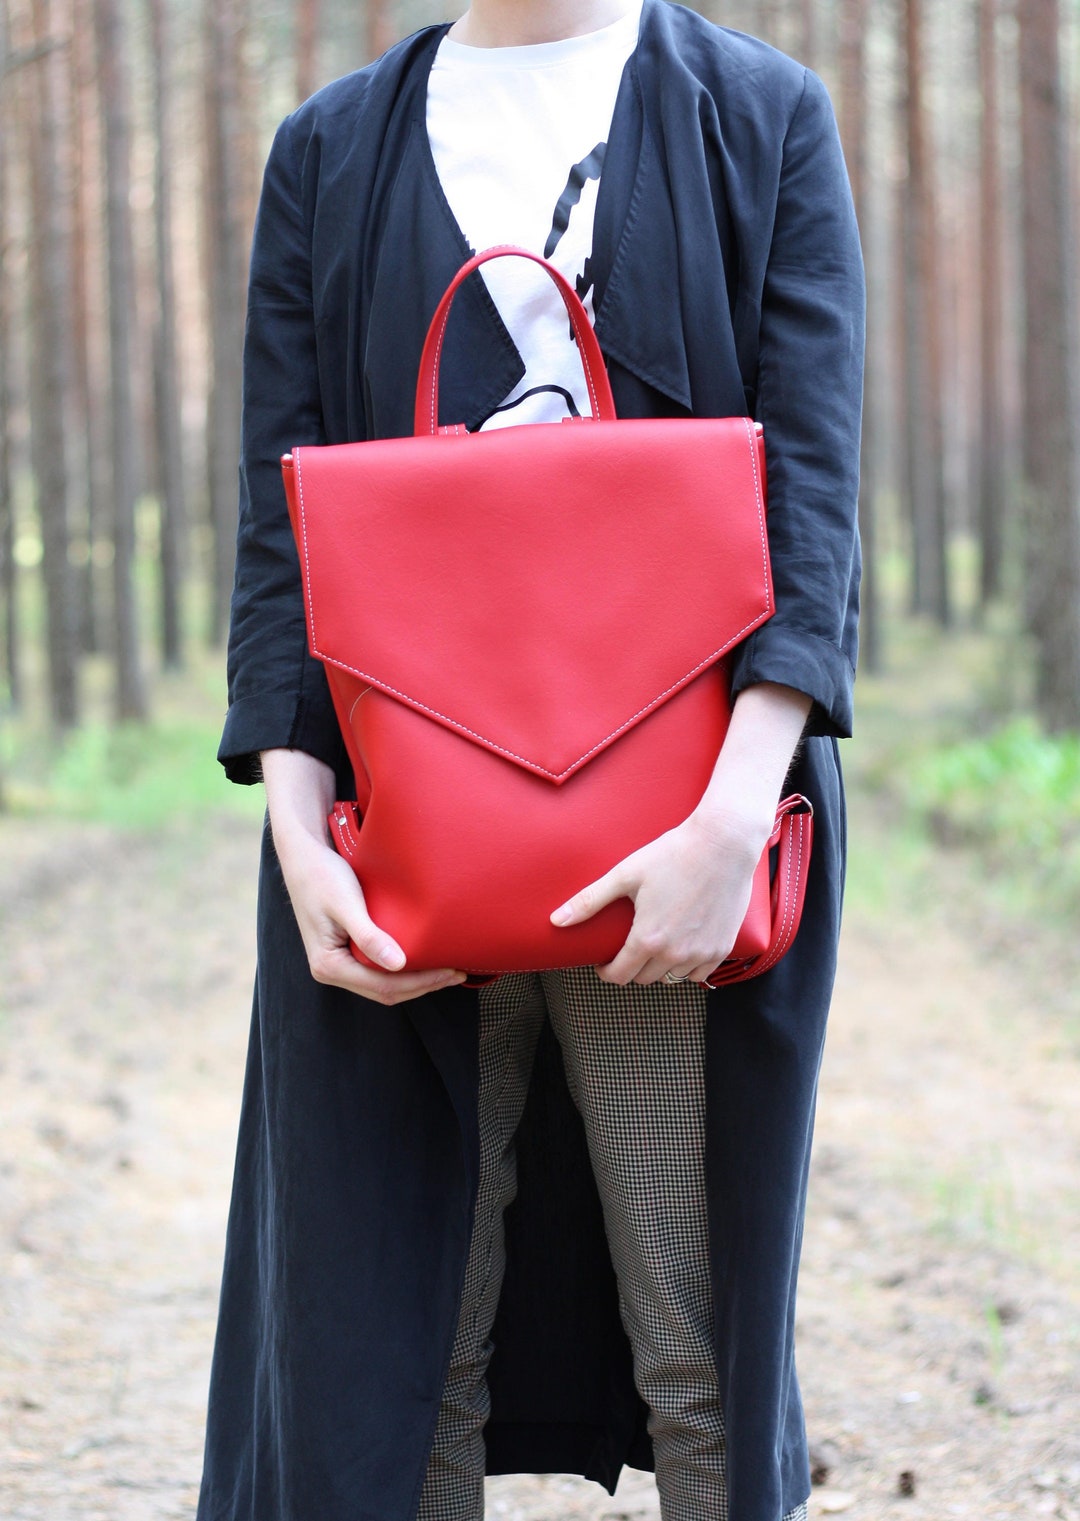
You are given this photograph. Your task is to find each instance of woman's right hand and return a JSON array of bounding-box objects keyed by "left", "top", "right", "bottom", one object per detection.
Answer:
[{"left": 261, "top": 748, "right": 467, "bottom": 1005}]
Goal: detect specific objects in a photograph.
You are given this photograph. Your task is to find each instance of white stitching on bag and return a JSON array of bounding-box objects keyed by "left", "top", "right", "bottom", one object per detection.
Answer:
[
  {"left": 743, "top": 414, "right": 771, "bottom": 612},
  {"left": 756, "top": 815, "right": 806, "bottom": 972},
  {"left": 295, "top": 452, "right": 317, "bottom": 648},
  {"left": 294, "top": 423, "right": 770, "bottom": 782},
  {"left": 306, "top": 632, "right": 765, "bottom": 782}
]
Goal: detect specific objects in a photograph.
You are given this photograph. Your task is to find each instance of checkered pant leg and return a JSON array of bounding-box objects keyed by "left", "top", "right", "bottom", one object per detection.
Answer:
[
  {"left": 415, "top": 976, "right": 545, "bottom": 1521},
  {"left": 417, "top": 968, "right": 808, "bottom": 1521},
  {"left": 545, "top": 970, "right": 726, "bottom": 1520},
  {"left": 546, "top": 969, "right": 807, "bottom": 1521}
]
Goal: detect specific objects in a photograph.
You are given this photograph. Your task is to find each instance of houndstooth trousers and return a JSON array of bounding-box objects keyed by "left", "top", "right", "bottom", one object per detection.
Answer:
[{"left": 416, "top": 967, "right": 809, "bottom": 1521}]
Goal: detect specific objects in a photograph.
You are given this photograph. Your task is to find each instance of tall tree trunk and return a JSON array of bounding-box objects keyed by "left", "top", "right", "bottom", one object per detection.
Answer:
[
  {"left": 203, "top": 0, "right": 246, "bottom": 645},
  {"left": 758, "top": 0, "right": 784, "bottom": 49},
  {"left": 902, "top": 0, "right": 950, "bottom": 625},
  {"left": 976, "top": 0, "right": 1006, "bottom": 608},
  {"left": 0, "top": 0, "right": 19, "bottom": 712},
  {"left": 837, "top": 0, "right": 879, "bottom": 670},
  {"left": 796, "top": 0, "right": 817, "bottom": 68},
  {"left": 365, "top": 0, "right": 393, "bottom": 64},
  {"left": 235, "top": 0, "right": 259, "bottom": 255},
  {"left": 27, "top": 0, "right": 79, "bottom": 728},
  {"left": 898, "top": 170, "right": 923, "bottom": 613},
  {"left": 69, "top": 0, "right": 104, "bottom": 654},
  {"left": 295, "top": 0, "right": 321, "bottom": 102},
  {"left": 148, "top": 0, "right": 185, "bottom": 669},
  {"left": 94, "top": 0, "right": 147, "bottom": 718},
  {"left": 1018, "top": 0, "right": 1080, "bottom": 730}
]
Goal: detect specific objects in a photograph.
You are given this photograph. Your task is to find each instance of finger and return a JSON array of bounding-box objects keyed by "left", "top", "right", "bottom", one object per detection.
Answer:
[
  {"left": 321, "top": 869, "right": 408, "bottom": 972},
  {"left": 594, "top": 940, "right": 651, "bottom": 986},
  {"left": 666, "top": 951, "right": 718, "bottom": 984},
  {"left": 642, "top": 960, "right": 706, "bottom": 987},
  {"left": 345, "top": 917, "right": 407, "bottom": 972},
  {"left": 356, "top": 968, "right": 468, "bottom": 1005},
  {"left": 630, "top": 956, "right": 677, "bottom": 987},
  {"left": 287, "top": 842, "right": 412, "bottom": 979},
  {"left": 551, "top": 864, "right": 634, "bottom": 927},
  {"left": 313, "top": 946, "right": 466, "bottom": 1002}
]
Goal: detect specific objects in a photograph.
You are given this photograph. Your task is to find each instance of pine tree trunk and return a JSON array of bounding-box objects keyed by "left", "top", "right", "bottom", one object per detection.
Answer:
[
  {"left": 295, "top": 0, "right": 321, "bottom": 103},
  {"left": 899, "top": 170, "right": 924, "bottom": 613},
  {"left": 203, "top": 0, "right": 246, "bottom": 646},
  {"left": 976, "top": 0, "right": 1006, "bottom": 609},
  {"left": 365, "top": 0, "right": 393, "bottom": 64},
  {"left": 94, "top": 0, "right": 147, "bottom": 719},
  {"left": 69, "top": 0, "right": 105, "bottom": 655},
  {"left": 27, "top": 0, "right": 79, "bottom": 729},
  {"left": 1018, "top": 0, "right": 1080, "bottom": 730},
  {"left": 902, "top": 0, "right": 950, "bottom": 625},
  {"left": 758, "top": 0, "right": 784, "bottom": 49},
  {"left": 837, "top": 0, "right": 878, "bottom": 671},
  {"left": 0, "top": 0, "right": 19, "bottom": 711},
  {"left": 796, "top": 0, "right": 817, "bottom": 68},
  {"left": 148, "top": 0, "right": 185, "bottom": 669}
]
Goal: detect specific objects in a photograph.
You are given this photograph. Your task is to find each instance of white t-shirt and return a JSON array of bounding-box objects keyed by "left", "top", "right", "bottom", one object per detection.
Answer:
[{"left": 426, "top": 3, "right": 643, "bottom": 428}]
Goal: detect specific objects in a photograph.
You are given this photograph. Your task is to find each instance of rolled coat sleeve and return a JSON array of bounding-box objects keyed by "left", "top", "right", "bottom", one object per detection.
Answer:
[
  {"left": 217, "top": 116, "right": 346, "bottom": 785},
  {"left": 727, "top": 68, "right": 865, "bottom": 738}
]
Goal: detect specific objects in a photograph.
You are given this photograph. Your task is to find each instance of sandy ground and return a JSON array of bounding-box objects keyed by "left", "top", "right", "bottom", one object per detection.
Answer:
[{"left": 0, "top": 809, "right": 1077, "bottom": 1520}]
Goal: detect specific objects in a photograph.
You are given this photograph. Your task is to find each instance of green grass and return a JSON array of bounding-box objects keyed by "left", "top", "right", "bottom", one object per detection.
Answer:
[
  {"left": 2, "top": 561, "right": 1078, "bottom": 941},
  {"left": 1, "top": 521, "right": 264, "bottom": 828},
  {"left": 840, "top": 605, "right": 1080, "bottom": 934},
  {"left": 926, "top": 1163, "right": 1023, "bottom": 1252},
  {"left": 907, "top": 719, "right": 1080, "bottom": 916},
  {"left": 31, "top": 715, "right": 264, "bottom": 828},
  {"left": 0, "top": 649, "right": 264, "bottom": 829}
]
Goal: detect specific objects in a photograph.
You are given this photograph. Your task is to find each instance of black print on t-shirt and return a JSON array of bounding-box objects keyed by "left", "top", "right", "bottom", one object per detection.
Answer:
[
  {"left": 544, "top": 142, "right": 607, "bottom": 258},
  {"left": 490, "top": 141, "right": 608, "bottom": 424},
  {"left": 544, "top": 141, "right": 607, "bottom": 326}
]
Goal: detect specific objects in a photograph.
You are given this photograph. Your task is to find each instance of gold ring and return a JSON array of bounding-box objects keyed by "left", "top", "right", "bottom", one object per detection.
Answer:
[{"left": 663, "top": 971, "right": 690, "bottom": 984}]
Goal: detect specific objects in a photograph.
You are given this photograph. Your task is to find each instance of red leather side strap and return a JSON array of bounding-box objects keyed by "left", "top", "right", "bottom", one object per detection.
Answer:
[
  {"left": 704, "top": 795, "right": 814, "bottom": 988},
  {"left": 414, "top": 245, "right": 617, "bottom": 436},
  {"left": 328, "top": 802, "right": 362, "bottom": 864}
]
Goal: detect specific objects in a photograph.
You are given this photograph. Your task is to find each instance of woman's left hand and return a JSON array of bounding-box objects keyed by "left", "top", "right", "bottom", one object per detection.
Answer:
[
  {"left": 550, "top": 802, "right": 773, "bottom": 985},
  {"left": 550, "top": 681, "right": 814, "bottom": 986}
]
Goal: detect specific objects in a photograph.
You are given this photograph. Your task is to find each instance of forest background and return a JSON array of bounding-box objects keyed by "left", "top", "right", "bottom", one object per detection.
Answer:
[
  {"left": 0, "top": 0, "right": 1079, "bottom": 916},
  {"left": 1, "top": 3, "right": 1079, "bottom": 1517}
]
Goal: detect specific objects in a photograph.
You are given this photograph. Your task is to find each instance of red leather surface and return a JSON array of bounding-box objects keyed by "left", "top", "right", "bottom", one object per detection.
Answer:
[
  {"left": 281, "top": 244, "right": 811, "bottom": 982},
  {"left": 284, "top": 415, "right": 770, "bottom": 783},
  {"left": 324, "top": 662, "right": 777, "bottom": 974}
]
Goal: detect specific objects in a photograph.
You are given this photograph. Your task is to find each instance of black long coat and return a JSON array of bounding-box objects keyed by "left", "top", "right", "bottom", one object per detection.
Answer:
[{"left": 198, "top": 5, "right": 865, "bottom": 1520}]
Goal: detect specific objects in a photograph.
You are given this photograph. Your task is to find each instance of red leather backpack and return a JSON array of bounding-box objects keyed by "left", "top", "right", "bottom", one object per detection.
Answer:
[{"left": 283, "top": 247, "right": 812, "bottom": 985}]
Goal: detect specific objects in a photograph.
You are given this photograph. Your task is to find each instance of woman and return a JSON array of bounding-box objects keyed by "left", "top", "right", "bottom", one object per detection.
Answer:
[{"left": 198, "top": 1, "right": 864, "bottom": 1518}]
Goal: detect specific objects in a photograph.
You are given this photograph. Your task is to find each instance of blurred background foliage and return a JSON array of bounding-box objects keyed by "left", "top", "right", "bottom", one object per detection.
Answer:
[{"left": 1, "top": 0, "right": 1079, "bottom": 935}]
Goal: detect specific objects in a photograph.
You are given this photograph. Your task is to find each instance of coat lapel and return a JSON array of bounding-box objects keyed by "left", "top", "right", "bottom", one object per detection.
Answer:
[
  {"left": 359, "top": 0, "right": 738, "bottom": 434},
  {"left": 593, "top": 0, "right": 751, "bottom": 421},
  {"left": 357, "top": 26, "right": 524, "bottom": 440},
  {"left": 327, "top": 0, "right": 752, "bottom": 440},
  {"left": 591, "top": 41, "right": 694, "bottom": 413}
]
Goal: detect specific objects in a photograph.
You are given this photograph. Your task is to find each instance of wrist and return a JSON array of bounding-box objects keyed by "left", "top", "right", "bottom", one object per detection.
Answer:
[
  {"left": 687, "top": 792, "right": 774, "bottom": 862},
  {"left": 271, "top": 807, "right": 333, "bottom": 864},
  {"left": 261, "top": 747, "right": 338, "bottom": 866},
  {"left": 695, "top": 682, "right": 811, "bottom": 835}
]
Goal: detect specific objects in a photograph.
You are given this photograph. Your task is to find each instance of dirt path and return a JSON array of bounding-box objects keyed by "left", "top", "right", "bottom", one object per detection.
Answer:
[{"left": 1, "top": 811, "right": 1077, "bottom": 1520}]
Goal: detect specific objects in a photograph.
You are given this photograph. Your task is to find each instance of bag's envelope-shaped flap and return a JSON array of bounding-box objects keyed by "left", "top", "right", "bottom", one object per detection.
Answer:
[{"left": 284, "top": 416, "right": 771, "bottom": 783}]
